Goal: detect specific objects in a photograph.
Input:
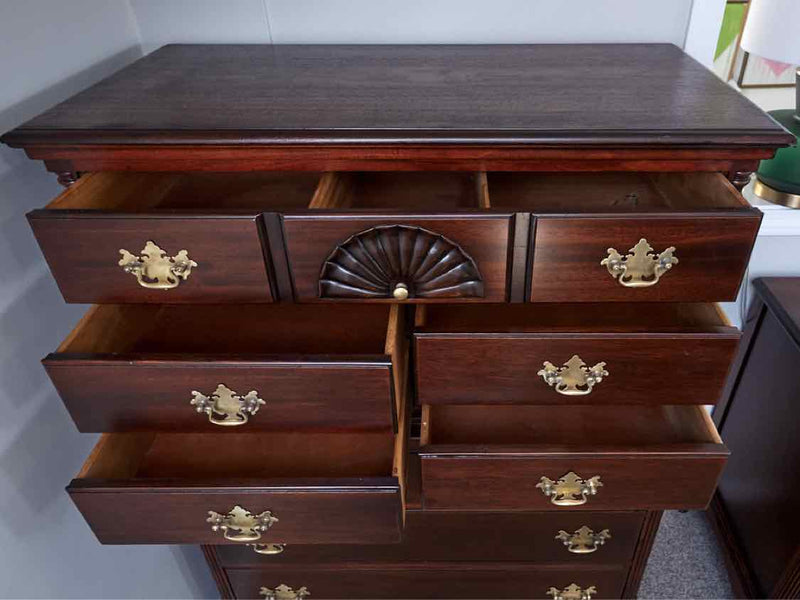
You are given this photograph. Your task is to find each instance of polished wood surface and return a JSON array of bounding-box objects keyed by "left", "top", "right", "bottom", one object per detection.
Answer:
[
  {"left": 226, "top": 565, "right": 627, "bottom": 599},
  {"left": 216, "top": 510, "right": 645, "bottom": 566},
  {"left": 3, "top": 45, "right": 788, "bottom": 148},
  {"left": 420, "top": 405, "right": 727, "bottom": 510},
  {"left": 46, "top": 304, "right": 397, "bottom": 432},
  {"left": 709, "top": 278, "right": 800, "bottom": 598},
  {"left": 415, "top": 303, "right": 738, "bottom": 405},
  {"left": 69, "top": 432, "right": 401, "bottom": 544}
]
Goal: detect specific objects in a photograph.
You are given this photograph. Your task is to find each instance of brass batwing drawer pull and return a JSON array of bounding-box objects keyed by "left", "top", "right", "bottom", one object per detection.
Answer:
[
  {"left": 260, "top": 585, "right": 310, "bottom": 599},
  {"left": 537, "top": 471, "right": 603, "bottom": 506},
  {"left": 207, "top": 505, "right": 278, "bottom": 542},
  {"left": 250, "top": 543, "right": 285, "bottom": 555},
  {"left": 538, "top": 355, "right": 608, "bottom": 396},
  {"left": 556, "top": 526, "right": 611, "bottom": 554},
  {"left": 118, "top": 240, "right": 197, "bottom": 289},
  {"left": 547, "top": 584, "right": 597, "bottom": 600},
  {"left": 190, "top": 383, "right": 265, "bottom": 426},
  {"left": 601, "top": 238, "right": 678, "bottom": 287}
]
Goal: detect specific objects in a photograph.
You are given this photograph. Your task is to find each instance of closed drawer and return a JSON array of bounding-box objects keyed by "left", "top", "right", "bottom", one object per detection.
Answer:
[
  {"left": 27, "top": 172, "right": 320, "bottom": 303},
  {"left": 45, "top": 304, "right": 403, "bottom": 432},
  {"left": 227, "top": 565, "right": 627, "bottom": 599},
  {"left": 68, "top": 428, "right": 404, "bottom": 545},
  {"left": 216, "top": 510, "right": 644, "bottom": 566},
  {"left": 282, "top": 172, "right": 514, "bottom": 303},
  {"left": 420, "top": 404, "right": 727, "bottom": 511},
  {"left": 490, "top": 172, "right": 760, "bottom": 302},
  {"left": 415, "top": 303, "right": 738, "bottom": 405}
]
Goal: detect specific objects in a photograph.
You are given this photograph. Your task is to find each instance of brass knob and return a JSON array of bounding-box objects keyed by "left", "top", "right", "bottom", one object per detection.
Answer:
[
  {"left": 118, "top": 240, "right": 197, "bottom": 290},
  {"left": 207, "top": 505, "right": 278, "bottom": 542},
  {"left": 260, "top": 585, "right": 310, "bottom": 599},
  {"left": 393, "top": 283, "right": 409, "bottom": 300},
  {"left": 250, "top": 543, "right": 285, "bottom": 555},
  {"left": 547, "top": 584, "right": 597, "bottom": 600}
]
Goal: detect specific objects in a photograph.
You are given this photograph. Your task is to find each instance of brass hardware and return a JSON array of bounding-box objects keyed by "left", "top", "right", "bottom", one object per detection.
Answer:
[
  {"left": 536, "top": 472, "right": 603, "bottom": 506},
  {"left": 207, "top": 505, "right": 278, "bottom": 542},
  {"left": 118, "top": 240, "right": 197, "bottom": 289},
  {"left": 190, "top": 383, "right": 265, "bottom": 426},
  {"left": 538, "top": 355, "right": 608, "bottom": 396},
  {"left": 754, "top": 178, "right": 800, "bottom": 209},
  {"left": 556, "top": 526, "right": 611, "bottom": 554},
  {"left": 393, "top": 282, "right": 409, "bottom": 300},
  {"left": 546, "top": 584, "right": 597, "bottom": 600},
  {"left": 250, "top": 543, "right": 285, "bottom": 555},
  {"left": 601, "top": 238, "right": 677, "bottom": 287},
  {"left": 260, "top": 585, "right": 310, "bottom": 599}
]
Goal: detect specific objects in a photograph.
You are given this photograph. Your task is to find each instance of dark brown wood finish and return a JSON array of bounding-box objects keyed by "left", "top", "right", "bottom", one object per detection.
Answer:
[
  {"left": 68, "top": 431, "right": 402, "bottom": 545},
  {"left": 216, "top": 510, "right": 645, "bottom": 567},
  {"left": 46, "top": 304, "right": 399, "bottom": 431},
  {"left": 203, "top": 545, "right": 236, "bottom": 600},
  {"left": 415, "top": 303, "right": 739, "bottom": 406},
  {"left": 226, "top": 565, "right": 627, "bottom": 599},
  {"left": 621, "top": 511, "right": 663, "bottom": 599},
  {"left": 708, "top": 278, "right": 800, "bottom": 599},
  {"left": 420, "top": 405, "right": 727, "bottom": 511},
  {"left": 2, "top": 45, "right": 790, "bottom": 149}
]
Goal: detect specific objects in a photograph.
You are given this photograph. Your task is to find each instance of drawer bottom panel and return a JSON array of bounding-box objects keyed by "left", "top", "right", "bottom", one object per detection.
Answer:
[{"left": 226, "top": 565, "right": 627, "bottom": 599}]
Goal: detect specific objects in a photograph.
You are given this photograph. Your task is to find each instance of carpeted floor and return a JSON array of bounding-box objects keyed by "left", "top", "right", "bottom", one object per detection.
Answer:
[{"left": 639, "top": 511, "right": 733, "bottom": 599}]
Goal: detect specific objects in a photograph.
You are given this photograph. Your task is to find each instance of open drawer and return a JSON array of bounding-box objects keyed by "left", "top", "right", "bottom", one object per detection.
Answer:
[
  {"left": 27, "top": 172, "right": 321, "bottom": 303},
  {"left": 419, "top": 404, "right": 728, "bottom": 511},
  {"left": 69, "top": 429, "right": 405, "bottom": 545},
  {"left": 282, "top": 172, "right": 515, "bottom": 303},
  {"left": 45, "top": 304, "right": 406, "bottom": 432},
  {"left": 489, "top": 172, "right": 761, "bottom": 302},
  {"left": 414, "top": 303, "right": 739, "bottom": 405}
]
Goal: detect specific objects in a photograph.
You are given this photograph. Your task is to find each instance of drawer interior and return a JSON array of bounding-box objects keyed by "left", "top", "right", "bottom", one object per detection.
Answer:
[
  {"left": 421, "top": 404, "right": 722, "bottom": 447},
  {"left": 46, "top": 172, "right": 321, "bottom": 211},
  {"left": 56, "top": 304, "right": 393, "bottom": 355},
  {"left": 488, "top": 172, "right": 749, "bottom": 212},
  {"left": 77, "top": 431, "right": 395, "bottom": 481},
  {"left": 415, "top": 302, "right": 732, "bottom": 333}
]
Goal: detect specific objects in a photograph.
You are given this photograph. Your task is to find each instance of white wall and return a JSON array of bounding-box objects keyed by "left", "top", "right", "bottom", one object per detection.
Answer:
[
  {"left": 0, "top": 1, "right": 216, "bottom": 597},
  {"left": 130, "top": 0, "right": 696, "bottom": 52}
]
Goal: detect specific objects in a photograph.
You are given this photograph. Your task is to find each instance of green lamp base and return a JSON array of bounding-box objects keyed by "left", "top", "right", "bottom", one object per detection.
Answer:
[{"left": 754, "top": 108, "right": 800, "bottom": 208}]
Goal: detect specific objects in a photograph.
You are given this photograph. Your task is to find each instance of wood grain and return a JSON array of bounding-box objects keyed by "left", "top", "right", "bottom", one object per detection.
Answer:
[{"left": 621, "top": 511, "right": 662, "bottom": 599}]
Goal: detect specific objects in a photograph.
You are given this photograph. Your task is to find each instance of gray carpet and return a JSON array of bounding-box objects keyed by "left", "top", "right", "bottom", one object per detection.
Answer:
[{"left": 639, "top": 511, "right": 733, "bottom": 599}]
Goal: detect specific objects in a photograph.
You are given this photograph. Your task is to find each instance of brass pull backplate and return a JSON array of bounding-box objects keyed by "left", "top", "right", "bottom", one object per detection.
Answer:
[
  {"left": 207, "top": 505, "right": 278, "bottom": 542},
  {"left": 601, "top": 238, "right": 677, "bottom": 287},
  {"left": 538, "top": 355, "right": 608, "bottom": 396},
  {"left": 119, "top": 240, "right": 197, "bottom": 289},
  {"left": 190, "top": 383, "right": 265, "bottom": 426},
  {"left": 537, "top": 472, "right": 603, "bottom": 506},
  {"left": 556, "top": 526, "right": 611, "bottom": 554},
  {"left": 547, "top": 584, "right": 597, "bottom": 600},
  {"left": 260, "top": 585, "right": 310, "bottom": 599}
]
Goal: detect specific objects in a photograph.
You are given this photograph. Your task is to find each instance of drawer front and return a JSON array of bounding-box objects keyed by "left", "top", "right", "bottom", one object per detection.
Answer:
[
  {"left": 420, "top": 454, "right": 726, "bottom": 511},
  {"left": 415, "top": 334, "right": 738, "bottom": 405},
  {"left": 227, "top": 566, "right": 627, "bottom": 599},
  {"left": 530, "top": 215, "right": 760, "bottom": 302},
  {"left": 68, "top": 484, "right": 400, "bottom": 545},
  {"left": 216, "top": 510, "right": 644, "bottom": 566},
  {"left": 45, "top": 359, "right": 394, "bottom": 432},
  {"left": 282, "top": 215, "right": 512, "bottom": 302},
  {"left": 28, "top": 213, "right": 273, "bottom": 302}
]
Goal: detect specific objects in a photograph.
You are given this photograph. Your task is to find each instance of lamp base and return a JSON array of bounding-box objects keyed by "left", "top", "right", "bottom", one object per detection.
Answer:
[{"left": 754, "top": 178, "right": 800, "bottom": 209}]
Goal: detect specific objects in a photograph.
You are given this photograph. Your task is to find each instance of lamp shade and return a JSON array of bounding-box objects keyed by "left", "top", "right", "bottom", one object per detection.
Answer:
[{"left": 741, "top": 0, "right": 800, "bottom": 65}]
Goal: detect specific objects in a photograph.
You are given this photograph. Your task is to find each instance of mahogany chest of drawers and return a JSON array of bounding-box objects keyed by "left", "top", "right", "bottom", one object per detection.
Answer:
[{"left": 2, "top": 43, "right": 792, "bottom": 599}]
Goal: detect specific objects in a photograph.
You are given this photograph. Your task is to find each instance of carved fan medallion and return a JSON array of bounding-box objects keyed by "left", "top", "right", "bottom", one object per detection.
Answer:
[{"left": 319, "top": 225, "right": 484, "bottom": 300}]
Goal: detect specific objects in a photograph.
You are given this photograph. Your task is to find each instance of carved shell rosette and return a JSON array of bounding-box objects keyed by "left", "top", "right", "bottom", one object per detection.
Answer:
[{"left": 319, "top": 225, "right": 484, "bottom": 299}]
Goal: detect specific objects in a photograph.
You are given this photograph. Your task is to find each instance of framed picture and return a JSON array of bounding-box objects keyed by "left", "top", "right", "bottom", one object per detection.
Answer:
[{"left": 735, "top": 50, "right": 796, "bottom": 88}]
